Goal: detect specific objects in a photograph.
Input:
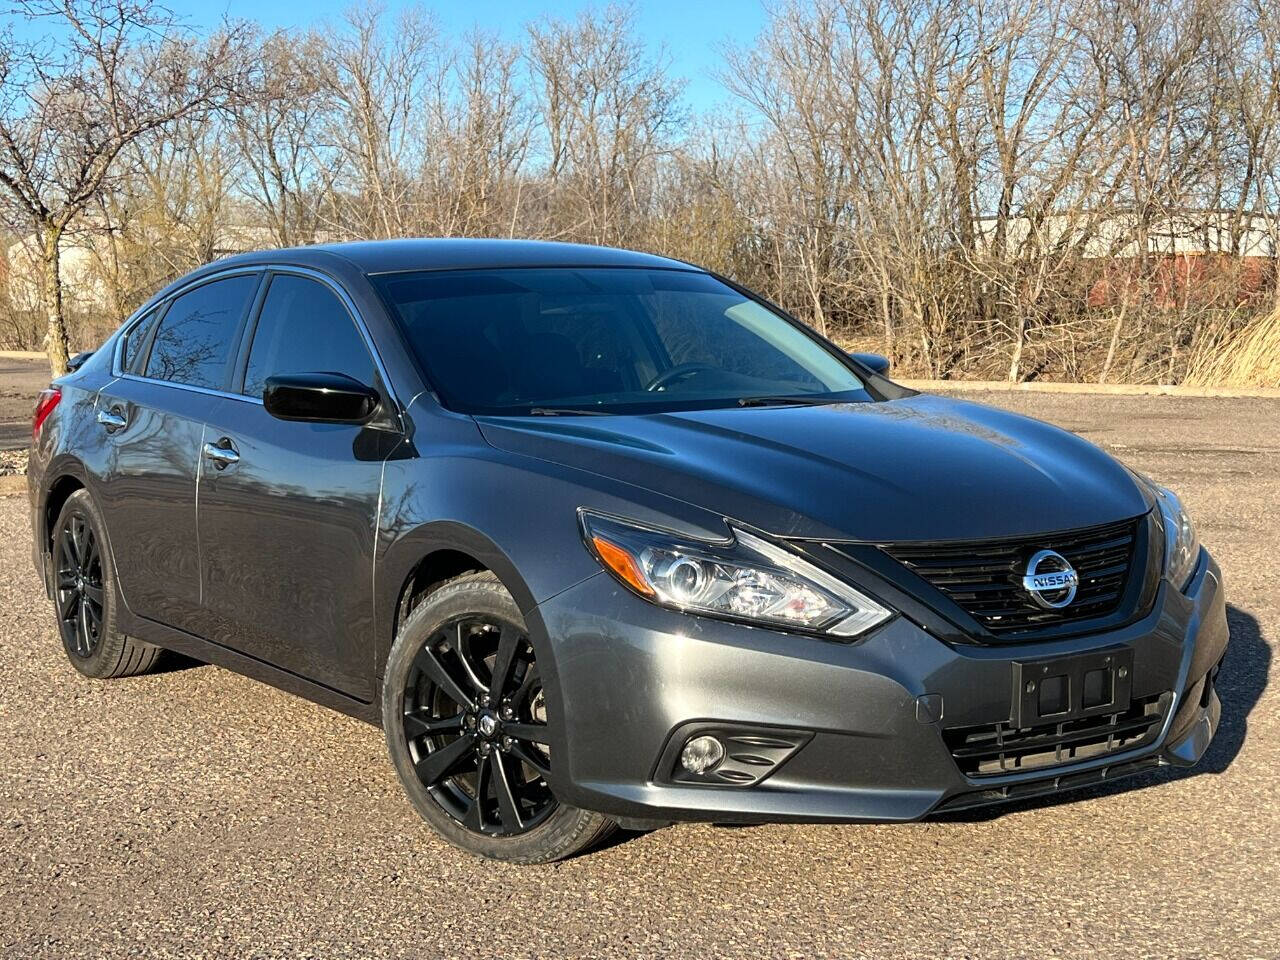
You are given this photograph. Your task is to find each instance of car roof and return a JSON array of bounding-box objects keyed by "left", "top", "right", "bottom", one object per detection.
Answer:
[{"left": 216, "top": 238, "right": 699, "bottom": 275}]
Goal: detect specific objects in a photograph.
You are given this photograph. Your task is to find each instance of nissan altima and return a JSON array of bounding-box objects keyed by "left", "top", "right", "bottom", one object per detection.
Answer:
[{"left": 28, "top": 239, "right": 1227, "bottom": 863}]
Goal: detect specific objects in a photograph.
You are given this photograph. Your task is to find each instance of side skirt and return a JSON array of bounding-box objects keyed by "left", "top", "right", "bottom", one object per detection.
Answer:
[{"left": 119, "top": 608, "right": 381, "bottom": 726}]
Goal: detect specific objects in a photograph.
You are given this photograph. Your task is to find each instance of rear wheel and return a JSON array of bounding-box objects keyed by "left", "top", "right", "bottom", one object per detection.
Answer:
[
  {"left": 51, "top": 489, "right": 162, "bottom": 678},
  {"left": 382, "top": 571, "right": 614, "bottom": 863}
]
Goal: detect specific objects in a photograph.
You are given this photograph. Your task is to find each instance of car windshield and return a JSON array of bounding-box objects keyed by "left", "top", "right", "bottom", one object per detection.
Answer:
[{"left": 372, "top": 267, "right": 873, "bottom": 415}]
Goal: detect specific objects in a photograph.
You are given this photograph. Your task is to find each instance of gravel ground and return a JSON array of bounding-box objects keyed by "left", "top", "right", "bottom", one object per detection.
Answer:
[
  {"left": 0, "top": 391, "right": 1276, "bottom": 959},
  {"left": 0, "top": 450, "right": 27, "bottom": 477},
  {"left": 0, "top": 357, "right": 48, "bottom": 452}
]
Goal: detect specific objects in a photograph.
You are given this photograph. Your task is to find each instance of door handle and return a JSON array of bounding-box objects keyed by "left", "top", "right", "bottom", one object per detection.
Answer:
[
  {"left": 203, "top": 439, "right": 240, "bottom": 469},
  {"left": 96, "top": 407, "right": 127, "bottom": 431}
]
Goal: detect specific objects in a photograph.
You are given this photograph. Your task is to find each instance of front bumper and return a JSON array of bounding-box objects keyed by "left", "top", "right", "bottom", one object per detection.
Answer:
[{"left": 530, "top": 550, "right": 1227, "bottom": 824}]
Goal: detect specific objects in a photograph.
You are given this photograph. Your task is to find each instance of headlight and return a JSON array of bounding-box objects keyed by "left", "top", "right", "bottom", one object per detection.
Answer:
[
  {"left": 1155, "top": 486, "right": 1200, "bottom": 591},
  {"left": 580, "top": 511, "right": 893, "bottom": 639}
]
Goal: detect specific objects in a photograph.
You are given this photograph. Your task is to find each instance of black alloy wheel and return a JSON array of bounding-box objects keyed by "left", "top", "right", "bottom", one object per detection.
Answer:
[
  {"left": 48, "top": 489, "right": 162, "bottom": 679},
  {"left": 55, "top": 512, "right": 105, "bottom": 659},
  {"left": 402, "top": 615, "right": 556, "bottom": 836}
]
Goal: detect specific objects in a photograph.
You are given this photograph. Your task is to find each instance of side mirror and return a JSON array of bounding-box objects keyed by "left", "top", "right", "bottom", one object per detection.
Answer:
[
  {"left": 263, "top": 372, "right": 380, "bottom": 424},
  {"left": 850, "top": 352, "right": 891, "bottom": 375}
]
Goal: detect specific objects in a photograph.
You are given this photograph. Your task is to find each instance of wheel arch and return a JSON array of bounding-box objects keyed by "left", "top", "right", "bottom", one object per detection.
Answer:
[
  {"left": 43, "top": 475, "right": 84, "bottom": 548},
  {"left": 393, "top": 548, "right": 489, "bottom": 634},
  {"left": 378, "top": 520, "right": 542, "bottom": 682},
  {"left": 378, "top": 523, "right": 587, "bottom": 810},
  {"left": 39, "top": 458, "right": 95, "bottom": 555}
]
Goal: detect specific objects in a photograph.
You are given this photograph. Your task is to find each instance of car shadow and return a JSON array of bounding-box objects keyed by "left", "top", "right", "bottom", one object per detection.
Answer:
[
  {"left": 932, "top": 603, "right": 1269, "bottom": 823},
  {"left": 148, "top": 650, "right": 206, "bottom": 675}
]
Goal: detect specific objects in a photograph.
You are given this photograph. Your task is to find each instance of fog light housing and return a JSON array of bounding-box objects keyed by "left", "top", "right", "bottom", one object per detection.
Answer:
[{"left": 679, "top": 735, "right": 725, "bottom": 774}]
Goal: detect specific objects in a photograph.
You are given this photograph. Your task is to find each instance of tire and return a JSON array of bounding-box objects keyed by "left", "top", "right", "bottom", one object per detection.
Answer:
[
  {"left": 50, "top": 489, "right": 162, "bottom": 679},
  {"left": 382, "top": 571, "right": 615, "bottom": 864}
]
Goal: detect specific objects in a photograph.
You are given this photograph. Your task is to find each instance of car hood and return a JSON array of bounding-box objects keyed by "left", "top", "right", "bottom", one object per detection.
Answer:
[{"left": 475, "top": 394, "right": 1149, "bottom": 542}]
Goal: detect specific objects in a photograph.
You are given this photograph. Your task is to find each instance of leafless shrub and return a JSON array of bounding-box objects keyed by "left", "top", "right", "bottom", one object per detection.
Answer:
[{"left": 4, "top": 0, "right": 1279, "bottom": 385}]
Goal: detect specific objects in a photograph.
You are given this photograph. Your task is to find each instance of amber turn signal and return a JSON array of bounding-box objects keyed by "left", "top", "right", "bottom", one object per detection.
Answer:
[{"left": 590, "top": 535, "right": 655, "bottom": 598}]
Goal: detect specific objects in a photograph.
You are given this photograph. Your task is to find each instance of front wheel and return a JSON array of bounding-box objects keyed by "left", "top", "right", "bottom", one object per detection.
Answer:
[{"left": 381, "top": 571, "right": 614, "bottom": 863}]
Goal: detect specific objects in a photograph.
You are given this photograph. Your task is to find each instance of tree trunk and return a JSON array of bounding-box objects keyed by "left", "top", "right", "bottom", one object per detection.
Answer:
[
  {"left": 878, "top": 283, "right": 895, "bottom": 360},
  {"left": 810, "top": 282, "right": 828, "bottom": 338},
  {"left": 872, "top": 255, "right": 895, "bottom": 360},
  {"left": 1008, "top": 310, "right": 1026, "bottom": 383},
  {"left": 1099, "top": 297, "right": 1129, "bottom": 384},
  {"left": 40, "top": 226, "right": 71, "bottom": 378}
]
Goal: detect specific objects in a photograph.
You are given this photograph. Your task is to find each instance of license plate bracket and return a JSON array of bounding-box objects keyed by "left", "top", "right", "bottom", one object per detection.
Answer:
[{"left": 1010, "top": 646, "right": 1133, "bottom": 728}]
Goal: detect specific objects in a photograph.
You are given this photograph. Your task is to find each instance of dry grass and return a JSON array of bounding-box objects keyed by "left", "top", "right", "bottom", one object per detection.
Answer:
[{"left": 1185, "top": 304, "right": 1280, "bottom": 388}]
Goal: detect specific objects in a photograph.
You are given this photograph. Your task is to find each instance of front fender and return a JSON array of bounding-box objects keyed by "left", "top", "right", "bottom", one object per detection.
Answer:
[{"left": 373, "top": 400, "right": 730, "bottom": 682}]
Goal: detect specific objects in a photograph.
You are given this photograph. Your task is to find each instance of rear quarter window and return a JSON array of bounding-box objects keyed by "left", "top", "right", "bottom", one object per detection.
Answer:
[{"left": 120, "top": 307, "right": 161, "bottom": 374}]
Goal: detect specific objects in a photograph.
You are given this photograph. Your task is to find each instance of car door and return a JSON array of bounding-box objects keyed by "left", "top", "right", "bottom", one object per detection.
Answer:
[
  {"left": 193, "top": 271, "right": 392, "bottom": 701},
  {"left": 94, "top": 272, "right": 262, "bottom": 631}
]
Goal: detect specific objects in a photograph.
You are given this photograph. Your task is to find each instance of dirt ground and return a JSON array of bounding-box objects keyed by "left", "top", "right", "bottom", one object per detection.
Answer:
[{"left": 0, "top": 389, "right": 1276, "bottom": 959}]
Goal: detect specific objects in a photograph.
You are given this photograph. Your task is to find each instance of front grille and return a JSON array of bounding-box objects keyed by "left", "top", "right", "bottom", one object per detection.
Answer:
[
  {"left": 943, "top": 694, "right": 1167, "bottom": 777},
  {"left": 882, "top": 517, "right": 1142, "bottom": 636}
]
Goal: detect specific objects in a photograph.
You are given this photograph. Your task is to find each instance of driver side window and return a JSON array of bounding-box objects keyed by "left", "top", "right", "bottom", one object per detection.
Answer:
[{"left": 242, "top": 274, "right": 376, "bottom": 399}]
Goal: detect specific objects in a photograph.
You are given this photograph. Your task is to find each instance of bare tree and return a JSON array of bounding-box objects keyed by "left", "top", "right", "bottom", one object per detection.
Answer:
[
  {"left": 80, "top": 112, "right": 244, "bottom": 331},
  {"left": 231, "top": 29, "right": 333, "bottom": 247},
  {"left": 0, "top": 0, "right": 250, "bottom": 375},
  {"left": 312, "top": 3, "right": 442, "bottom": 239},
  {"left": 526, "top": 5, "right": 685, "bottom": 246},
  {"left": 2, "top": 0, "right": 1277, "bottom": 385},
  {"left": 420, "top": 30, "right": 533, "bottom": 237}
]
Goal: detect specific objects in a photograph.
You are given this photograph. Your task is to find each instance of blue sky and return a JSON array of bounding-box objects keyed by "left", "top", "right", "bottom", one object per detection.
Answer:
[{"left": 177, "top": 0, "right": 769, "bottom": 112}]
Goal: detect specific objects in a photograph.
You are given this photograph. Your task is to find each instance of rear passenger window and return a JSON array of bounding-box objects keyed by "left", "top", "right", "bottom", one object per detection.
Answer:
[
  {"left": 242, "top": 275, "right": 376, "bottom": 399},
  {"left": 145, "top": 275, "right": 258, "bottom": 389},
  {"left": 121, "top": 307, "right": 161, "bottom": 374}
]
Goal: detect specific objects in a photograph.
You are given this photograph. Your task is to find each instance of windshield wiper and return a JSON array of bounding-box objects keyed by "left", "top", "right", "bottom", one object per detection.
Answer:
[
  {"left": 736, "top": 395, "right": 838, "bottom": 408},
  {"left": 526, "top": 407, "right": 613, "bottom": 417}
]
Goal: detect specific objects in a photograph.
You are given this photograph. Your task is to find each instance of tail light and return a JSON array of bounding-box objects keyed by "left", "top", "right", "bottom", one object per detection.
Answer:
[{"left": 33, "top": 387, "right": 61, "bottom": 440}]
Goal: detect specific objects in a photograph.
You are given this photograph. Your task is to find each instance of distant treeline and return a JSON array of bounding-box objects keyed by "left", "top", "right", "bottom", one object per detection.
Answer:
[{"left": 2, "top": 0, "right": 1279, "bottom": 385}]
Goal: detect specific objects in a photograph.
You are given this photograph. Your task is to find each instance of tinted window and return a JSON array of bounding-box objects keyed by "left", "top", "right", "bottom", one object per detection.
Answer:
[
  {"left": 145, "top": 275, "right": 258, "bottom": 389},
  {"left": 243, "top": 275, "right": 376, "bottom": 399},
  {"left": 121, "top": 307, "right": 161, "bottom": 374},
  {"left": 372, "top": 268, "right": 867, "bottom": 414}
]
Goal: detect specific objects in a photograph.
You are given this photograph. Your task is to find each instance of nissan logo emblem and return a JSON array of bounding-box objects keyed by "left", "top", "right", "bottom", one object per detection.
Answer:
[{"left": 1021, "top": 549, "right": 1079, "bottom": 609}]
